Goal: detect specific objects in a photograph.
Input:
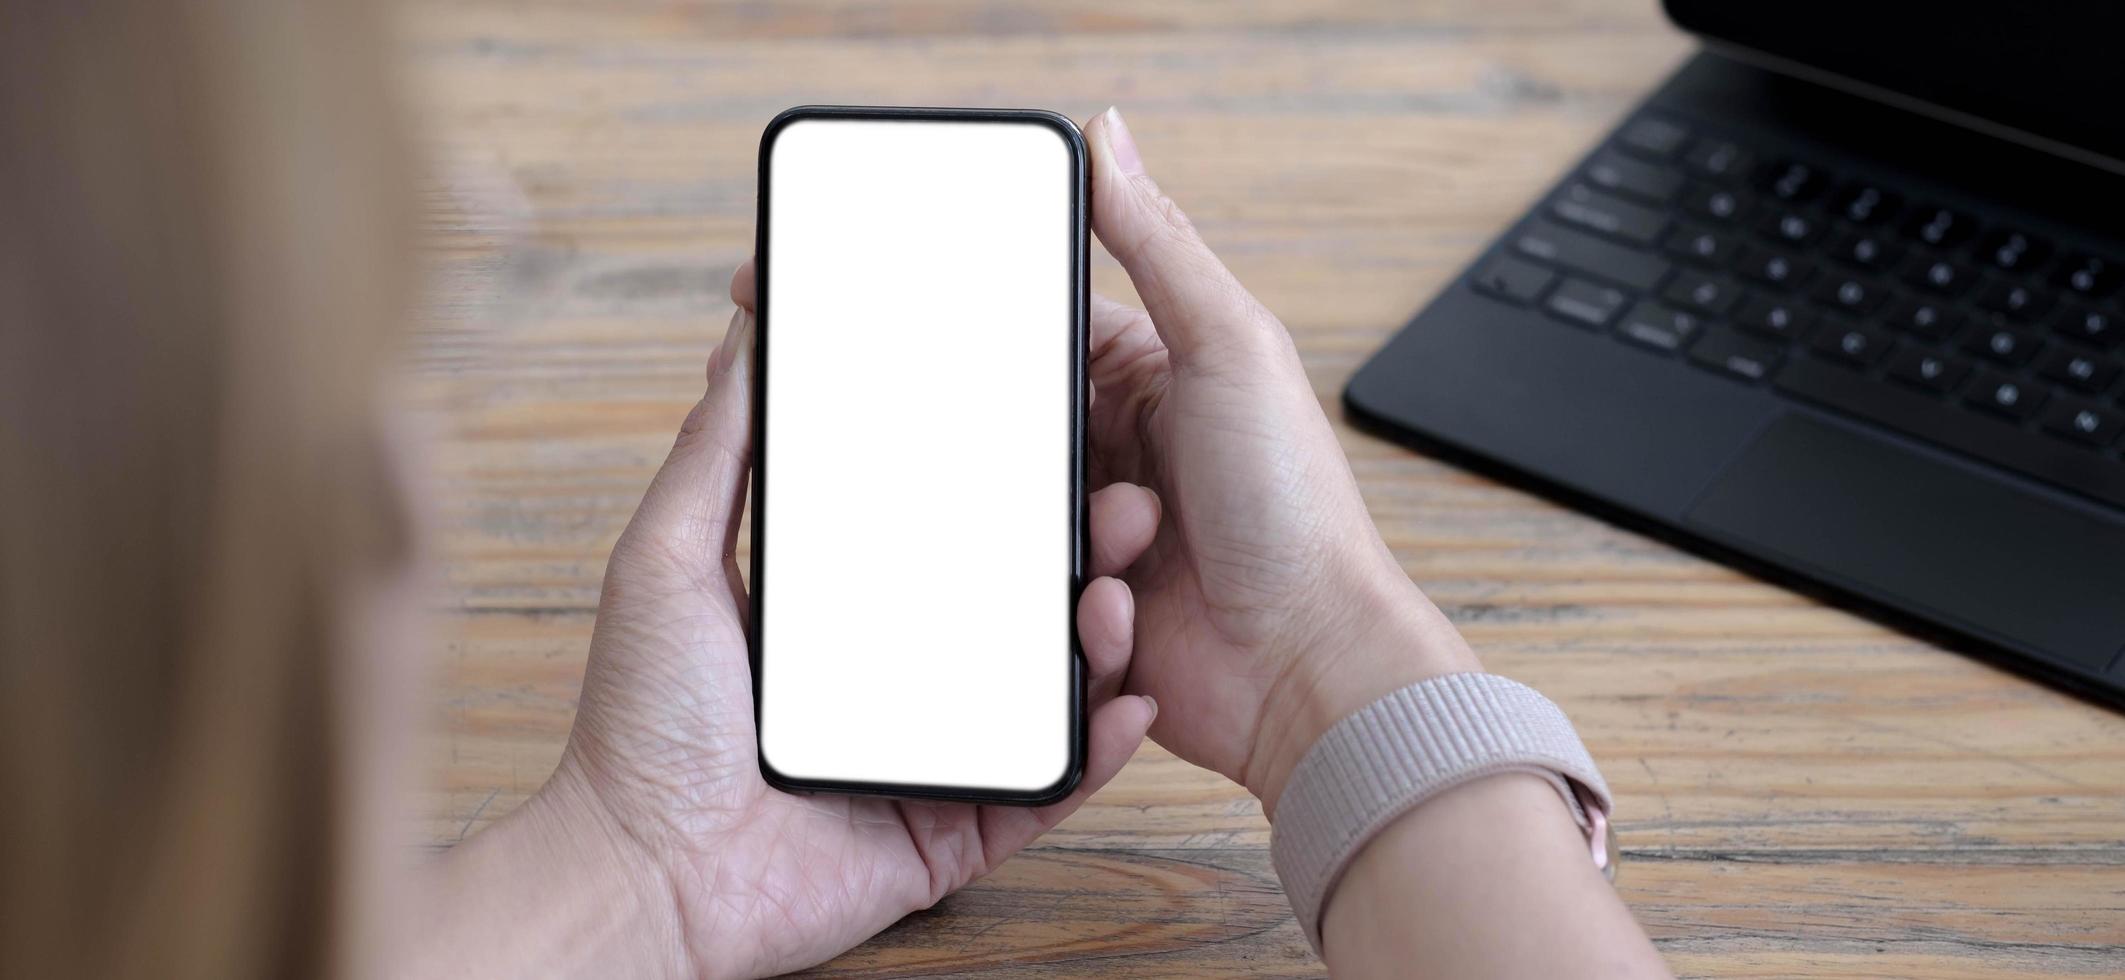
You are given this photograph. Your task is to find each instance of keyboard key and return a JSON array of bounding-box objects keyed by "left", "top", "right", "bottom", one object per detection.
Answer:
[
  {"left": 1759, "top": 160, "right": 1829, "bottom": 202},
  {"left": 1828, "top": 230, "right": 1902, "bottom": 271},
  {"left": 1901, "top": 205, "right": 1978, "bottom": 247},
  {"left": 1901, "top": 254, "right": 1973, "bottom": 295},
  {"left": 1662, "top": 272, "right": 1743, "bottom": 315},
  {"left": 1828, "top": 183, "right": 1902, "bottom": 225},
  {"left": 1964, "top": 369, "right": 2046, "bottom": 421},
  {"left": 1973, "top": 279, "right": 2054, "bottom": 321},
  {"left": 1511, "top": 219, "right": 1669, "bottom": 292},
  {"left": 1614, "top": 300, "right": 1703, "bottom": 353},
  {"left": 1736, "top": 247, "right": 1813, "bottom": 290},
  {"left": 1468, "top": 254, "right": 1557, "bottom": 305},
  {"left": 2053, "top": 305, "right": 2122, "bottom": 348},
  {"left": 1735, "top": 296, "right": 1816, "bottom": 340},
  {"left": 1687, "top": 325, "right": 1782, "bottom": 380},
  {"left": 1809, "top": 274, "right": 1890, "bottom": 315},
  {"left": 1975, "top": 228, "right": 2052, "bottom": 274},
  {"left": 1682, "top": 183, "right": 1752, "bottom": 224},
  {"left": 1662, "top": 224, "right": 1741, "bottom": 268},
  {"left": 2042, "top": 398, "right": 2124, "bottom": 448},
  {"left": 1585, "top": 151, "right": 1684, "bottom": 204},
  {"left": 1809, "top": 319, "right": 1892, "bottom": 366},
  {"left": 2052, "top": 252, "right": 2121, "bottom": 298},
  {"left": 1757, "top": 209, "right": 1824, "bottom": 246},
  {"left": 1550, "top": 184, "right": 1667, "bottom": 247},
  {"left": 2037, "top": 346, "right": 2120, "bottom": 393},
  {"left": 1617, "top": 116, "right": 1689, "bottom": 159},
  {"left": 1883, "top": 296, "right": 1964, "bottom": 340},
  {"left": 1544, "top": 277, "right": 1630, "bottom": 329},
  {"left": 1887, "top": 347, "right": 1972, "bottom": 393},
  {"left": 1966, "top": 324, "right": 2043, "bottom": 365},
  {"left": 1777, "top": 357, "right": 2125, "bottom": 509},
  {"left": 1683, "top": 140, "right": 1754, "bottom": 182}
]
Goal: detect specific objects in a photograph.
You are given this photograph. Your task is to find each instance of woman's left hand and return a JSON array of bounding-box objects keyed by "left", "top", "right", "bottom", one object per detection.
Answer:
[{"left": 532, "top": 260, "right": 1161, "bottom": 979}]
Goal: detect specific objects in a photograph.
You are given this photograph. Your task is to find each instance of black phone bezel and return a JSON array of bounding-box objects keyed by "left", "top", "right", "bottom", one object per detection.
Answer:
[{"left": 748, "top": 105, "right": 1091, "bottom": 807}]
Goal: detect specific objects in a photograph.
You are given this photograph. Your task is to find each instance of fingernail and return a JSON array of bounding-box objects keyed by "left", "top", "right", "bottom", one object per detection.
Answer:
[
  {"left": 1142, "top": 695, "right": 1158, "bottom": 719},
  {"left": 1104, "top": 107, "right": 1145, "bottom": 177}
]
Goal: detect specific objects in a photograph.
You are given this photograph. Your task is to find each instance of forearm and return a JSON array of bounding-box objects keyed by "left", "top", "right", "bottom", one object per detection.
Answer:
[
  {"left": 1320, "top": 773, "right": 1670, "bottom": 979},
  {"left": 408, "top": 759, "right": 689, "bottom": 980},
  {"left": 1248, "top": 566, "right": 1669, "bottom": 978}
]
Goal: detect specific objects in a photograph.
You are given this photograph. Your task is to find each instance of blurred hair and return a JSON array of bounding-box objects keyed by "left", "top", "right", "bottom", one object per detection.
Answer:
[{"left": 0, "top": 1, "right": 411, "bottom": 977}]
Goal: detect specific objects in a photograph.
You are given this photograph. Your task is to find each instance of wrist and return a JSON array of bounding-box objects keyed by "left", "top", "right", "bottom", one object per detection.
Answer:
[
  {"left": 1242, "top": 563, "right": 1480, "bottom": 818},
  {"left": 529, "top": 755, "right": 699, "bottom": 978},
  {"left": 553, "top": 756, "right": 700, "bottom": 975},
  {"left": 412, "top": 757, "right": 693, "bottom": 979}
]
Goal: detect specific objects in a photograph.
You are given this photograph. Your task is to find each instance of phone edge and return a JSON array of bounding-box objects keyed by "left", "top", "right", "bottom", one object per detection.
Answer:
[{"left": 748, "top": 105, "right": 1093, "bottom": 807}]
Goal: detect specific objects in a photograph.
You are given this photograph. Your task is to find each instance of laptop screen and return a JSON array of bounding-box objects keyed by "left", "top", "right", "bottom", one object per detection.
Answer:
[{"left": 1664, "top": 1, "right": 2125, "bottom": 168}]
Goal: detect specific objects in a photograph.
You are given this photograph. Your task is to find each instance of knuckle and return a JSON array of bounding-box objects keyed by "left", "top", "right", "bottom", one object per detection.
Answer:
[
  {"left": 1149, "top": 188, "right": 1197, "bottom": 241},
  {"left": 676, "top": 396, "right": 713, "bottom": 439}
]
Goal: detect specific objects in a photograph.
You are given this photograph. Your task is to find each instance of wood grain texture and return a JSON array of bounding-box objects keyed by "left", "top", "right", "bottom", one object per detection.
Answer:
[{"left": 403, "top": 1, "right": 2125, "bottom": 975}]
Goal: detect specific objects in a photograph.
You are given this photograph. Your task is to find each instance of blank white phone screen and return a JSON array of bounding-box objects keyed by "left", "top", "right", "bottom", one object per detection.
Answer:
[{"left": 758, "top": 116, "right": 1077, "bottom": 794}]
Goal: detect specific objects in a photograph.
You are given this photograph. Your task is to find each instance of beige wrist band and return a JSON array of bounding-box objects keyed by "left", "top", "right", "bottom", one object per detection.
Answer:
[{"left": 1268, "top": 672, "right": 1615, "bottom": 953}]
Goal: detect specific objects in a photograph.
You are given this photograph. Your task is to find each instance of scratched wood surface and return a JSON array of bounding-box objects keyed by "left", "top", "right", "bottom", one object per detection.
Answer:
[{"left": 403, "top": 1, "right": 2125, "bottom": 976}]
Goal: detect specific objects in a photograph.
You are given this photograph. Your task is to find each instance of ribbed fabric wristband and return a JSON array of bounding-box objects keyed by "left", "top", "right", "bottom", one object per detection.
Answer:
[{"left": 1268, "top": 672, "right": 1613, "bottom": 953}]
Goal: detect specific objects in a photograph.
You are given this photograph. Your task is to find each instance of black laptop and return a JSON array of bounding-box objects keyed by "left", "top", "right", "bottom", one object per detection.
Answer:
[{"left": 1347, "top": 1, "right": 2125, "bottom": 705}]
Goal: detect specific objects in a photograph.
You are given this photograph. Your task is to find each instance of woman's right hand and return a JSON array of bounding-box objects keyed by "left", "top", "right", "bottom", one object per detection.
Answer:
[{"left": 1081, "top": 108, "right": 1481, "bottom": 814}]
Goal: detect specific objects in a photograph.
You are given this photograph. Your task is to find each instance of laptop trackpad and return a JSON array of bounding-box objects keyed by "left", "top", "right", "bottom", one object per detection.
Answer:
[{"left": 1685, "top": 414, "right": 2125, "bottom": 674}]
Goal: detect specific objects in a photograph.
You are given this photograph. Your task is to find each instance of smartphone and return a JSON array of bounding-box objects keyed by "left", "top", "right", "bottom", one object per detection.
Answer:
[{"left": 749, "top": 106, "right": 1089, "bottom": 805}]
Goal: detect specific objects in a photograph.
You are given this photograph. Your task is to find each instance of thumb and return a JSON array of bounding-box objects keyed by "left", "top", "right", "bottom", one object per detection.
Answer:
[
  {"left": 614, "top": 307, "right": 755, "bottom": 590},
  {"left": 1085, "top": 106, "right": 1282, "bottom": 368}
]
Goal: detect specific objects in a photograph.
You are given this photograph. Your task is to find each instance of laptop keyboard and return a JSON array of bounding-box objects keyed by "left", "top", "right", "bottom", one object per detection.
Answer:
[{"left": 1467, "top": 114, "right": 2125, "bottom": 511}]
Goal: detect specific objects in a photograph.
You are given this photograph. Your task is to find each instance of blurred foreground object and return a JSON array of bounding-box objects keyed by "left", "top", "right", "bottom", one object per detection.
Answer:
[{"left": 0, "top": 1, "right": 412, "bottom": 977}]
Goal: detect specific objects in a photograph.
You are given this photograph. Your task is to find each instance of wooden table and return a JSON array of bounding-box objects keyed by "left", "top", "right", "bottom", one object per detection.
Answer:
[{"left": 406, "top": 2, "right": 2125, "bottom": 975}]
